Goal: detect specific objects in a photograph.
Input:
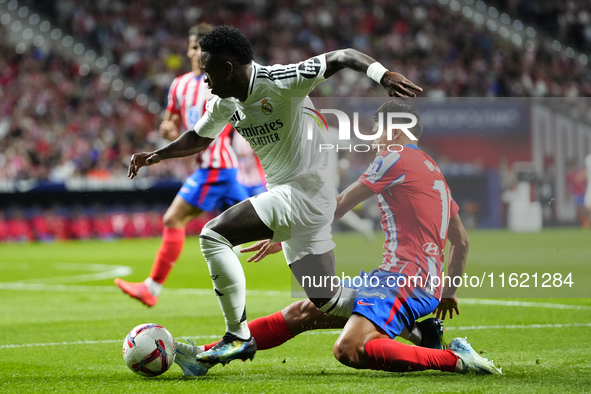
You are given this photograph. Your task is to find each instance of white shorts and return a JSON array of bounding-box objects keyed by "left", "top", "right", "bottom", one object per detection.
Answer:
[{"left": 249, "top": 175, "right": 336, "bottom": 264}]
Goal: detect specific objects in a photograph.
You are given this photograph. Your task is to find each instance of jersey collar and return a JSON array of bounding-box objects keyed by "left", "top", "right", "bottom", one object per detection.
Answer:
[
  {"left": 406, "top": 144, "right": 420, "bottom": 150},
  {"left": 245, "top": 62, "right": 258, "bottom": 102}
]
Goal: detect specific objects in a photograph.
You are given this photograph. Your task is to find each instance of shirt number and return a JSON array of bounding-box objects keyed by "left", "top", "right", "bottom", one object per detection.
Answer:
[{"left": 433, "top": 180, "right": 451, "bottom": 240}]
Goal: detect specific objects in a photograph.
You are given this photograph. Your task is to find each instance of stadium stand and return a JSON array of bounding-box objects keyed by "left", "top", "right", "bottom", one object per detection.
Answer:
[
  {"left": 1, "top": 0, "right": 590, "bottom": 240},
  {"left": 484, "top": 0, "right": 591, "bottom": 53}
]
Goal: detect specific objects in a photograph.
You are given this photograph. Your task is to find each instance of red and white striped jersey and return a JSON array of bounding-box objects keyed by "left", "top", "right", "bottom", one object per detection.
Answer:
[
  {"left": 166, "top": 72, "right": 238, "bottom": 169},
  {"left": 232, "top": 132, "right": 266, "bottom": 187},
  {"left": 358, "top": 144, "right": 460, "bottom": 298}
]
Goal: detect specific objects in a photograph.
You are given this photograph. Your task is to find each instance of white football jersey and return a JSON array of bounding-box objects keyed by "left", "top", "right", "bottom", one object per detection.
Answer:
[{"left": 193, "top": 55, "right": 330, "bottom": 188}]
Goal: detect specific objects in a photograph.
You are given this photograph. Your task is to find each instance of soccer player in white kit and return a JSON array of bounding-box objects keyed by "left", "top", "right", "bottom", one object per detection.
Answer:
[{"left": 127, "top": 26, "right": 422, "bottom": 374}]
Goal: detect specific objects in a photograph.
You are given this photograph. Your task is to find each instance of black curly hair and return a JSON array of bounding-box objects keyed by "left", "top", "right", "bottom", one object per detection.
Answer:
[
  {"left": 373, "top": 100, "right": 423, "bottom": 140},
  {"left": 199, "top": 25, "right": 254, "bottom": 65}
]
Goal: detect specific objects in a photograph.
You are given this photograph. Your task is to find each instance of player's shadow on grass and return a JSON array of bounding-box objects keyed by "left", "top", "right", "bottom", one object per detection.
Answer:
[{"left": 169, "top": 369, "right": 478, "bottom": 381}]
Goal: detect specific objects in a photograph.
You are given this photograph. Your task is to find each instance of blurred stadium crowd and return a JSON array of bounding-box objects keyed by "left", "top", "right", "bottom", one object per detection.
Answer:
[
  {"left": 1, "top": 0, "right": 590, "bottom": 241},
  {"left": 0, "top": 205, "right": 213, "bottom": 242},
  {"left": 486, "top": 0, "right": 591, "bottom": 53},
  {"left": 22, "top": 0, "right": 591, "bottom": 99}
]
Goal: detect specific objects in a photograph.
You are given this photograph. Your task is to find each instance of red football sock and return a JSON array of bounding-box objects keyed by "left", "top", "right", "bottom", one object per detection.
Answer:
[
  {"left": 149, "top": 227, "right": 185, "bottom": 284},
  {"left": 365, "top": 338, "right": 459, "bottom": 373},
  {"left": 203, "top": 311, "right": 294, "bottom": 351}
]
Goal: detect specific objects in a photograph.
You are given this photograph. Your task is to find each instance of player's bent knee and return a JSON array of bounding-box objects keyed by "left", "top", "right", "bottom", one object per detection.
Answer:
[
  {"left": 201, "top": 217, "right": 232, "bottom": 242},
  {"left": 163, "top": 210, "right": 183, "bottom": 228},
  {"left": 202, "top": 216, "right": 220, "bottom": 232},
  {"left": 333, "top": 337, "right": 365, "bottom": 369},
  {"left": 199, "top": 227, "right": 233, "bottom": 258}
]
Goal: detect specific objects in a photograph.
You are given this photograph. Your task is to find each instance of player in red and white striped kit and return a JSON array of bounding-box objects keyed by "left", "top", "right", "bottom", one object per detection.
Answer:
[
  {"left": 233, "top": 133, "right": 267, "bottom": 197},
  {"left": 115, "top": 23, "right": 247, "bottom": 307},
  {"left": 188, "top": 101, "right": 500, "bottom": 376}
]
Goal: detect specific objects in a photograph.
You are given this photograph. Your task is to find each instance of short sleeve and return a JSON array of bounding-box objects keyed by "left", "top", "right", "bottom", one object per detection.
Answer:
[
  {"left": 357, "top": 151, "right": 405, "bottom": 194},
  {"left": 166, "top": 77, "right": 181, "bottom": 115},
  {"left": 450, "top": 198, "right": 460, "bottom": 217},
  {"left": 194, "top": 96, "right": 233, "bottom": 139},
  {"left": 264, "top": 55, "right": 327, "bottom": 94}
]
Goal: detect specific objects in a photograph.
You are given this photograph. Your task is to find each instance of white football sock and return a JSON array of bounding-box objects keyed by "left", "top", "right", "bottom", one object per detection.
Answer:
[
  {"left": 199, "top": 228, "right": 250, "bottom": 340},
  {"left": 318, "top": 286, "right": 358, "bottom": 317},
  {"left": 400, "top": 323, "right": 422, "bottom": 345},
  {"left": 144, "top": 277, "right": 163, "bottom": 297},
  {"left": 232, "top": 244, "right": 243, "bottom": 258}
]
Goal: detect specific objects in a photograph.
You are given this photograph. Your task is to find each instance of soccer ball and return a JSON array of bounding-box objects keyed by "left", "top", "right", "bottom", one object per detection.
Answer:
[{"left": 122, "top": 323, "right": 176, "bottom": 377}]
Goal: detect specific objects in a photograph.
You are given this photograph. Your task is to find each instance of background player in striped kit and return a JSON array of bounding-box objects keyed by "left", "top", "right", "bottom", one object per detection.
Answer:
[
  {"left": 233, "top": 133, "right": 267, "bottom": 198},
  {"left": 115, "top": 23, "right": 247, "bottom": 307}
]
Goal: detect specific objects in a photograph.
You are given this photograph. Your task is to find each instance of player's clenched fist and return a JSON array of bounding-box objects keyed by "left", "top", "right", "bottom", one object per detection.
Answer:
[
  {"left": 381, "top": 71, "right": 423, "bottom": 98},
  {"left": 127, "top": 152, "right": 161, "bottom": 179},
  {"left": 159, "top": 114, "right": 181, "bottom": 141}
]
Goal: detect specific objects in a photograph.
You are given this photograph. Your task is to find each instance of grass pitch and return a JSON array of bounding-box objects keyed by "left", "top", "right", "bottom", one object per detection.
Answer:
[{"left": 1, "top": 229, "right": 590, "bottom": 393}]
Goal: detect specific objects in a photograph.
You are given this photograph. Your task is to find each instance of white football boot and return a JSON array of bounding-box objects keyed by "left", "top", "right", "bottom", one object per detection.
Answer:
[
  {"left": 174, "top": 339, "right": 210, "bottom": 376},
  {"left": 449, "top": 337, "right": 502, "bottom": 375}
]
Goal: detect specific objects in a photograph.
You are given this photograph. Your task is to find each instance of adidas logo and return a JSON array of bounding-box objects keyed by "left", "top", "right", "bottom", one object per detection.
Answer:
[
  {"left": 297, "top": 57, "right": 321, "bottom": 79},
  {"left": 230, "top": 110, "right": 245, "bottom": 123}
]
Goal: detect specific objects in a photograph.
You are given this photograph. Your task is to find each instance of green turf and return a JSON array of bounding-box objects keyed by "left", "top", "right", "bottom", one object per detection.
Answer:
[{"left": 1, "top": 229, "right": 590, "bottom": 393}]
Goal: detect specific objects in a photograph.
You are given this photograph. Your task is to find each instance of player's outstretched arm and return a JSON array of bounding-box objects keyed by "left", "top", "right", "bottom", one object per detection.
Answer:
[
  {"left": 434, "top": 213, "right": 470, "bottom": 320},
  {"left": 334, "top": 181, "right": 375, "bottom": 222},
  {"left": 127, "top": 131, "right": 213, "bottom": 179},
  {"left": 324, "top": 48, "right": 423, "bottom": 98}
]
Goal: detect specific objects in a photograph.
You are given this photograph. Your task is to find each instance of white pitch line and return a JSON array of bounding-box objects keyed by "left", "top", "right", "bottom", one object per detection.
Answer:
[
  {"left": 445, "top": 322, "right": 591, "bottom": 331},
  {"left": 2, "top": 323, "right": 591, "bottom": 350},
  {"left": 0, "top": 339, "right": 123, "bottom": 349},
  {"left": 1, "top": 283, "right": 591, "bottom": 310},
  {"left": 0, "top": 282, "right": 288, "bottom": 297},
  {"left": 0, "top": 283, "right": 122, "bottom": 292},
  {"left": 7, "top": 263, "right": 132, "bottom": 284},
  {"left": 461, "top": 298, "right": 591, "bottom": 311},
  {"left": 0, "top": 335, "right": 220, "bottom": 349}
]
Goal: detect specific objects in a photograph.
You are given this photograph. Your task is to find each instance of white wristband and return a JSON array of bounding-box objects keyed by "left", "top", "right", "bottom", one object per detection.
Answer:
[{"left": 366, "top": 62, "right": 388, "bottom": 84}]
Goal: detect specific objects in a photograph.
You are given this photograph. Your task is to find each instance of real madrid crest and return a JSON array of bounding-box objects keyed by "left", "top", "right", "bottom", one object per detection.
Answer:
[{"left": 261, "top": 99, "right": 273, "bottom": 115}]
